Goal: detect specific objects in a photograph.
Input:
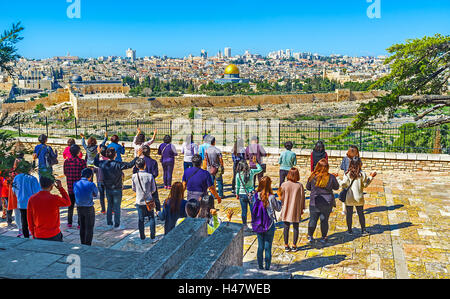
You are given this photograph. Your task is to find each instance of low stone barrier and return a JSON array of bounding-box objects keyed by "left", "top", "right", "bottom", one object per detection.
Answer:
[
  {"left": 121, "top": 218, "right": 208, "bottom": 279},
  {"left": 172, "top": 222, "right": 244, "bottom": 279},
  {"left": 0, "top": 235, "right": 140, "bottom": 279},
  {"left": 16, "top": 137, "right": 450, "bottom": 172}
]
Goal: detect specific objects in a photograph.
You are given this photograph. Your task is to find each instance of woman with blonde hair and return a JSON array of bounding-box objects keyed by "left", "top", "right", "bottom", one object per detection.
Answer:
[
  {"left": 279, "top": 168, "right": 305, "bottom": 252},
  {"left": 252, "top": 176, "right": 281, "bottom": 270},
  {"left": 306, "top": 159, "right": 339, "bottom": 244}
]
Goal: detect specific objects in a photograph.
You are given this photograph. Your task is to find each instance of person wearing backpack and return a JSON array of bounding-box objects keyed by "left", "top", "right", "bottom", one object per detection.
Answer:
[
  {"left": 252, "top": 176, "right": 281, "bottom": 271},
  {"left": 204, "top": 137, "right": 224, "bottom": 200},
  {"left": 245, "top": 136, "right": 267, "bottom": 187},
  {"left": 33, "top": 134, "right": 58, "bottom": 179},
  {"left": 235, "top": 157, "right": 263, "bottom": 229},
  {"left": 338, "top": 157, "right": 376, "bottom": 236},
  {"left": 132, "top": 158, "right": 158, "bottom": 243},
  {"left": 306, "top": 158, "right": 339, "bottom": 244},
  {"left": 182, "top": 154, "right": 222, "bottom": 206},
  {"left": 158, "top": 135, "right": 178, "bottom": 189}
]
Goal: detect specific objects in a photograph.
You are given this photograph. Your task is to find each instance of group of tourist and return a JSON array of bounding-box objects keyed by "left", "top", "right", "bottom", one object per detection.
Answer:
[{"left": 0, "top": 129, "right": 376, "bottom": 271}]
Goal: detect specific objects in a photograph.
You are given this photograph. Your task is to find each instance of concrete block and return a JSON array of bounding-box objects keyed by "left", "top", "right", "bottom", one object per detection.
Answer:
[
  {"left": 407, "top": 153, "right": 417, "bottom": 160},
  {"left": 427, "top": 154, "right": 441, "bottom": 161},
  {"left": 360, "top": 152, "right": 373, "bottom": 159},
  {"left": 0, "top": 248, "right": 63, "bottom": 279},
  {"left": 0, "top": 235, "right": 30, "bottom": 249},
  {"left": 395, "top": 153, "right": 408, "bottom": 160},
  {"left": 172, "top": 222, "right": 244, "bottom": 279},
  {"left": 16, "top": 238, "right": 86, "bottom": 256},
  {"left": 121, "top": 218, "right": 208, "bottom": 279},
  {"left": 372, "top": 152, "right": 385, "bottom": 159}
]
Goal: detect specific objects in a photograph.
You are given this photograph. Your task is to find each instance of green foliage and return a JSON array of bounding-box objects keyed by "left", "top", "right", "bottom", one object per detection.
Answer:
[
  {"left": 34, "top": 103, "right": 46, "bottom": 113},
  {"left": 0, "top": 22, "right": 24, "bottom": 74},
  {"left": 340, "top": 34, "right": 450, "bottom": 139},
  {"left": 188, "top": 107, "right": 196, "bottom": 119},
  {"left": 392, "top": 123, "right": 449, "bottom": 153}
]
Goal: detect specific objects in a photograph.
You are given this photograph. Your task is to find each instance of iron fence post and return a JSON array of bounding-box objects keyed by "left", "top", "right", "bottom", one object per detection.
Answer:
[
  {"left": 279, "top": 122, "right": 281, "bottom": 148},
  {"left": 359, "top": 129, "right": 362, "bottom": 151},
  {"left": 403, "top": 126, "right": 407, "bottom": 153},
  {"left": 318, "top": 124, "right": 321, "bottom": 141},
  {"left": 75, "top": 118, "right": 78, "bottom": 137},
  {"left": 45, "top": 116, "right": 49, "bottom": 137},
  {"left": 18, "top": 116, "right": 21, "bottom": 137},
  {"left": 105, "top": 119, "right": 108, "bottom": 134}
]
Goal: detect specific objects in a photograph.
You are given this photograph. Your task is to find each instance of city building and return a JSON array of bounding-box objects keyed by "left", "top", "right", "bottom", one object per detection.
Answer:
[
  {"left": 214, "top": 64, "right": 249, "bottom": 84},
  {"left": 126, "top": 48, "right": 137, "bottom": 61},
  {"left": 224, "top": 47, "right": 232, "bottom": 58}
]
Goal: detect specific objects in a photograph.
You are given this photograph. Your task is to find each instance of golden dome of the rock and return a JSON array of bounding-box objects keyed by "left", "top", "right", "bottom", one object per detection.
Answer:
[{"left": 224, "top": 64, "right": 240, "bottom": 75}]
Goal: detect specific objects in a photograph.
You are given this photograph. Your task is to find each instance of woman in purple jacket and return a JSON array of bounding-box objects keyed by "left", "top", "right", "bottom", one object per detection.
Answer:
[{"left": 158, "top": 135, "right": 178, "bottom": 189}]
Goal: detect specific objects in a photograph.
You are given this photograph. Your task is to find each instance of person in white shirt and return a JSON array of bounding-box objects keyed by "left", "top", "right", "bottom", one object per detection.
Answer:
[
  {"left": 133, "top": 128, "right": 157, "bottom": 158},
  {"left": 338, "top": 157, "right": 377, "bottom": 236},
  {"left": 181, "top": 134, "right": 199, "bottom": 170}
]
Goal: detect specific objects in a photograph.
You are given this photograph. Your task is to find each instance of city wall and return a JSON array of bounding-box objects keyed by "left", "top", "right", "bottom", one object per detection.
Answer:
[
  {"left": 16, "top": 137, "right": 450, "bottom": 172},
  {"left": 1, "top": 88, "right": 70, "bottom": 114},
  {"left": 72, "top": 90, "right": 384, "bottom": 118},
  {"left": 1, "top": 89, "right": 385, "bottom": 119}
]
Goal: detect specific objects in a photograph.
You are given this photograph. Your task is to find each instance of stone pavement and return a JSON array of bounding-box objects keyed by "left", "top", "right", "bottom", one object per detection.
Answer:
[{"left": 0, "top": 157, "right": 448, "bottom": 279}]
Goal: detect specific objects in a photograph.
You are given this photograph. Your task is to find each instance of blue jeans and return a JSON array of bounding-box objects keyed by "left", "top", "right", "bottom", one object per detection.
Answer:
[
  {"left": 136, "top": 205, "right": 156, "bottom": 240},
  {"left": 239, "top": 194, "right": 253, "bottom": 224},
  {"left": 97, "top": 182, "right": 106, "bottom": 212},
  {"left": 210, "top": 174, "right": 224, "bottom": 198},
  {"left": 162, "top": 161, "right": 174, "bottom": 187},
  {"left": 183, "top": 162, "right": 193, "bottom": 171},
  {"left": 105, "top": 188, "right": 122, "bottom": 227},
  {"left": 256, "top": 224, "right": 276, "bottom": 270}
]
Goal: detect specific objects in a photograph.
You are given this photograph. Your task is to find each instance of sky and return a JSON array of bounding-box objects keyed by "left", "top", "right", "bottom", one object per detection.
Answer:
[{"left": 1, "top": 0, "right": 449, "bottom": 59}]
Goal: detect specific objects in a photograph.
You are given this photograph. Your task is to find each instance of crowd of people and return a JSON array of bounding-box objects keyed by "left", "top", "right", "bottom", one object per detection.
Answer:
[{"left": 0, "top": 129, "right": 376, "bottom": 271}]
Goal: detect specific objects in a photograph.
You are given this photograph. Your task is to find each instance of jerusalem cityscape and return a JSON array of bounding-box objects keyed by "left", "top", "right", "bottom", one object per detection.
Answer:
[{"left": 0, "top": 0, "right": 449, "bottom": 289}]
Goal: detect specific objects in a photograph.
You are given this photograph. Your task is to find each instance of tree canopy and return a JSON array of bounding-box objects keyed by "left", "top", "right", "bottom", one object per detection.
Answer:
[
  {"left": 0, "top": 22, "right": 24, "bottom": 74},
  {"left": 340, "top": 34, "right": 450, "bottom": 138}
]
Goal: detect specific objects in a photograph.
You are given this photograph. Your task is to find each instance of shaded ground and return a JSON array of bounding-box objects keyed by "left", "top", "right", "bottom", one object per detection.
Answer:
[{"left": 1, "top": 157, "right": 448, "bottom": 279}]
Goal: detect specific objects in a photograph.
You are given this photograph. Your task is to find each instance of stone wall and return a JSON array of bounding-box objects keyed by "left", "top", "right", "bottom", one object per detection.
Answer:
[
  {"left": 16, "top": 138, "right": 450, "bottom": 172},
  {"left": 2, "top": 88, "right": 70, "bottom": 114},
  {"left": 73, "top": 90, "right": 385, "bottom": 119}
]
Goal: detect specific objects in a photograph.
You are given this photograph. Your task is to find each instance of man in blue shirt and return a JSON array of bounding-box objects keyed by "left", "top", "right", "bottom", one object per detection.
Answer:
[
  {"left": 198, "top": 134, "right": 211, "bottom": 162},
  {"left": 74, "top": 168, "right": 98, "bottom": 245},
  {"left": 12, "top": 160, "right": 41, "bottom": 238},
  {"left": 107, "top": 135, "right": 125, "bottom": 162},
  {"left": 182, "top": 154, "right": 221, "bottom": 204},
  {"left": 32, "top": 134, "right": 57, "bottom": 179}
]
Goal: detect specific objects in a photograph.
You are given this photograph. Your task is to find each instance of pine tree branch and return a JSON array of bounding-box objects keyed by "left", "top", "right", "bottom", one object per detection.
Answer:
[{"left": 417, "top": 116, "right": 450, "bottom": 128}]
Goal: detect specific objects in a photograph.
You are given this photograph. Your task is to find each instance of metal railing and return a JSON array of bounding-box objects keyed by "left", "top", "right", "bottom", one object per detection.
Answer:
[{"left": 8, "top": 116, "right": 449, "bottom": 154}]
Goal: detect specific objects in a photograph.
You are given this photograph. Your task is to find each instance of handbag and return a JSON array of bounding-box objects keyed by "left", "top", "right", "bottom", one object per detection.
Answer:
[{"left": 339, "top": 176, "right": 355, "bottom": 203}]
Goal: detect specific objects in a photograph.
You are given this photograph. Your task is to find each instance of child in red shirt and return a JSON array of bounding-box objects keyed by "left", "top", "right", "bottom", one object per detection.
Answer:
[{"left": 27, "top": 177, "right": 71, "bottom": 241}]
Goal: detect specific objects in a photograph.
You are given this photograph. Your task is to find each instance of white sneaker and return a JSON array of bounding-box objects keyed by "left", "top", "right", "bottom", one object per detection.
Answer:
[{"left": 246, "top": 224, "right": 252, "bottom": 230}]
